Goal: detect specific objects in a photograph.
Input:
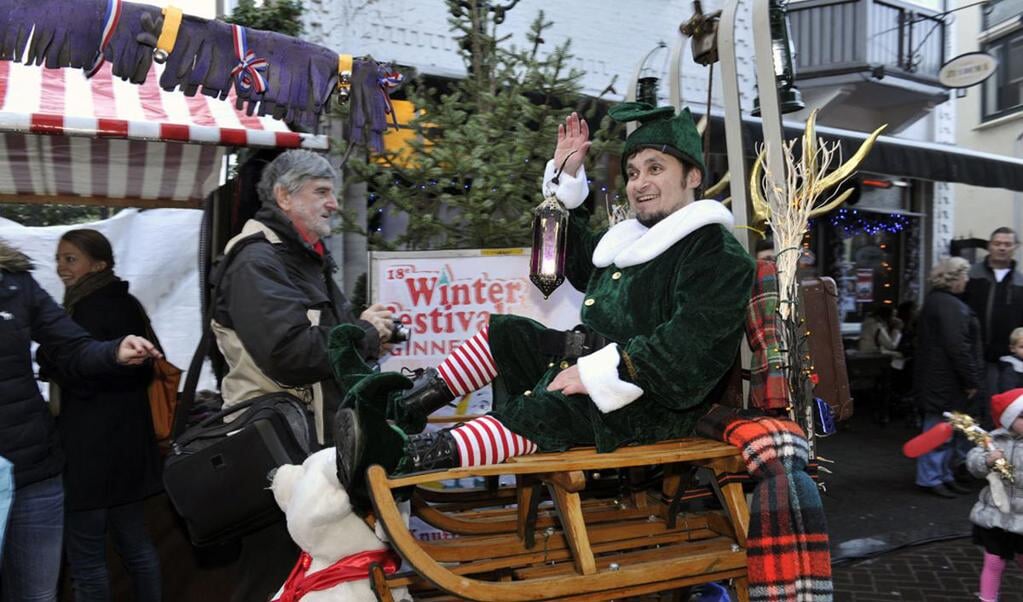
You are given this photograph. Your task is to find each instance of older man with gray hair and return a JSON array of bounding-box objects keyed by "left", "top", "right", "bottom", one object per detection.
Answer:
[{"left": 211, "top": 149, "right": 393, "bottom": 601}]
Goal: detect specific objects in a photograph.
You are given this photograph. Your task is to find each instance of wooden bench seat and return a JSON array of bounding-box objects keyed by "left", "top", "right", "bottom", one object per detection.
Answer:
[{"left": 367, "top": 438, "right": 750, "bottom": 602}]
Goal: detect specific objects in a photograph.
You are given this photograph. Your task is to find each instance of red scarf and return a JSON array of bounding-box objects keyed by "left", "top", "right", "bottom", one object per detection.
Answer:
[
  {"left": 272, "top": 549, "right": 401, "bottom": 602},
  {"left": 290, "top": 221, "right": 326, "bottom": 257}
]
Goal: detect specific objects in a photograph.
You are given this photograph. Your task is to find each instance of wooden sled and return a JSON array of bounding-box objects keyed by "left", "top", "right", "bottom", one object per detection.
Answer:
[{"left": 365, "top": 438, "right": 751, "bottom": 602}]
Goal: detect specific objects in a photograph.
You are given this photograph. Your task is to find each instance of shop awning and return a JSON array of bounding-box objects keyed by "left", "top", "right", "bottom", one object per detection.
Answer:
[
  {"left": 0, "top": 61, "right": 329, "bottom": 207},
  {"left": 702, "top": 113, "right": 1023, "bottom": 193}
]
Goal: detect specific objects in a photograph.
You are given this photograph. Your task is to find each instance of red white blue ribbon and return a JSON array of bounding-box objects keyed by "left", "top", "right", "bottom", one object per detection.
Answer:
[
  {"left": 86, "top": 0, "right": 123, "bottom": 78},
  {"left": 229, "top": 25, "right": 268, "bottom": 95}
]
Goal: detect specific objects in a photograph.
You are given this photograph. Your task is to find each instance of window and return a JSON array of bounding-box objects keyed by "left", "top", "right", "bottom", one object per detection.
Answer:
[
  {"left": 983, "top": 29, "right": 1023, "bottom": 120},
  {"left": 983, "top": 0, "right": 1023, "bottom": 32}
]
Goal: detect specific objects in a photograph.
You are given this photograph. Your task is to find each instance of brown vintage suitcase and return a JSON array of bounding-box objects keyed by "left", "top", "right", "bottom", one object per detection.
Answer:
[{"left": 801, "top": 277, "right": 853, "bottom": 421}]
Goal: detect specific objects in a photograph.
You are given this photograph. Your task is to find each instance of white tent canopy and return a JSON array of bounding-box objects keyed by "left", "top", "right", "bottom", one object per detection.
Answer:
[
  {"left": 0, "top": 61, "right": 329, "bottom": 207},
  {"left": 0, "top": 209, "right": 212, "bottom": 392}
]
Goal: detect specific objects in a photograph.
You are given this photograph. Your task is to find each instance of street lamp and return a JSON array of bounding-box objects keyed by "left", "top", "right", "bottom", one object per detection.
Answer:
[{"left": 752, "top": 0, "right": 804, "bottom": 116}]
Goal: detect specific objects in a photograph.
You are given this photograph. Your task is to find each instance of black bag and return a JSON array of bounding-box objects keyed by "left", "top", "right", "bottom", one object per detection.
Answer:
[
  {"left": 163, "top": 392, "right": 315, "bottom": 546},
  {"left": 163, "top": 234, "right": 318, "bottom": 547}
]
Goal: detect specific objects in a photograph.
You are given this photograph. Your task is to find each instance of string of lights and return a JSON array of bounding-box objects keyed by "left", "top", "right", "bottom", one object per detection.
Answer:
[{"left": 828, "top": 208, "right": 909, "bottom": 237}]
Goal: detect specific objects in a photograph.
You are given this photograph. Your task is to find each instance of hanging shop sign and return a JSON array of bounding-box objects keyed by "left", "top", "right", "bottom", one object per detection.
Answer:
[{"left": 938, "top": 52, "right": 998, "bottom": 89}]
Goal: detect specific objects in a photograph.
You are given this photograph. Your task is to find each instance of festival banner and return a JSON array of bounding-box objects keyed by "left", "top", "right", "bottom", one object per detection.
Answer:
[{"left": 371, "top": 248, "right": 584, "bottom": 376}]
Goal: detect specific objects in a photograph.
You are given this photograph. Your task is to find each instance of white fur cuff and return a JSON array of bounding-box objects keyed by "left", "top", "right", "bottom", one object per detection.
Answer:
[
  {"left": 577, "top": 343, "right": 644, "bottom": 414},
  {"left": 542, "top": 160, "right": 588, "bottom": 209}
]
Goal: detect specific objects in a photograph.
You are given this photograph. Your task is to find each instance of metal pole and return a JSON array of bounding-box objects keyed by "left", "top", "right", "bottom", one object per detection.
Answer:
[
  {"left": 718, "top": 0, "right": 751, "bottom": 254},
  {"left": 752, "top": 0, "right": 787, "bottom": 225},
  {"left": 719, "top": 0, "right": 754, "bottom": 407}
]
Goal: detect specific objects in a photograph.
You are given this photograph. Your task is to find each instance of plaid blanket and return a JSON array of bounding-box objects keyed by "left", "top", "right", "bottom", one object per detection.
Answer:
[
  {"left": 747, "top": 260, "right": 790, "bottom": 411},
  {"left": 697, "top": 405, "right": 833, "bottom": 602}
]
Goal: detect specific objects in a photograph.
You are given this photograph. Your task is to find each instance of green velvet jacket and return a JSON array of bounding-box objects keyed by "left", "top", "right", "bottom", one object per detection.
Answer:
[{"left": 489, "top": 199, "right": 755, "bottom": 452}]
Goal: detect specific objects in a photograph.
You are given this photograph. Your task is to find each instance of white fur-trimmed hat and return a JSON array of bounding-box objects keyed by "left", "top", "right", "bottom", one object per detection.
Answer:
[{"left": 992, "top": 388, "right": 1023, "bottom": 430}]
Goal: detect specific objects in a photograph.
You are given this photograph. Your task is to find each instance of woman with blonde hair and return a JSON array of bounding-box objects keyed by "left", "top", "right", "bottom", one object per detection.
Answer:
[{"left": 913, "top": 257, "right": 984, "bottom": 498}]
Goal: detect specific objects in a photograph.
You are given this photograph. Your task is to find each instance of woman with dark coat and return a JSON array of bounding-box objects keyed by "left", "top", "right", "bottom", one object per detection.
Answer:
[
  {"left": 913, "top": 256, "right": 984, "bottom": 498},
  {"left": 0, "top": 238, "right": 159, "bottom": 602},
  {"left": 38, "top": 229, "right": 162, "bottom": 602}
]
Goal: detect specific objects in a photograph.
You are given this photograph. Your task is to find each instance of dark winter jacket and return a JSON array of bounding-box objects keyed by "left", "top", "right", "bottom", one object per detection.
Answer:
[
  {"left": 964, "top": 259, "right": 1023, "bottom": 362},
  {"left": 37, "top": 280, "right": 162, "bottom": 511},
  {"left": 211, "top": 203, "right": 379, "bottom": 444},
  {"left": 0, "top": 242, "right": 120, "bottom": 488},
  {"left": 914, "top": 289, "right": 984, "bottom": 414},
  {"left": 998, "top": 355, "right": 1023, "bottom": 394}
]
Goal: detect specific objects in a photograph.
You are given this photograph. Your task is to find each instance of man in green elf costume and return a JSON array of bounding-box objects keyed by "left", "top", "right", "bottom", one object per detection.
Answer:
[{"left": 331, "top": 102, "right": 755, "bottom": 495}]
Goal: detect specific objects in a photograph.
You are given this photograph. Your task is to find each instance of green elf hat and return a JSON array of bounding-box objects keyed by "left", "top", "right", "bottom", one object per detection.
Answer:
[{"left": 608, "top": 102, "right": 705, "bottom": 178}]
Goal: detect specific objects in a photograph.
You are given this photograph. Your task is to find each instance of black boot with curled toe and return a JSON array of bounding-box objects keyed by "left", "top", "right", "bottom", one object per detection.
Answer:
[{"left": 390, "top": 367, "right": 456, "bottom": 434}]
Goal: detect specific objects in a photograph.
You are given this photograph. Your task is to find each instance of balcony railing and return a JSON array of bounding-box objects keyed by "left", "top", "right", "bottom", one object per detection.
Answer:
[{"left": 789, "top": 0, "right": 946, "bottom": 83}]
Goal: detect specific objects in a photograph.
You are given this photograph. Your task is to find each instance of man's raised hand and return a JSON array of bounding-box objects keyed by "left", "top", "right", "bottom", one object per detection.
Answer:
[{"left": 554, "top": 112, "right": 591, "bottom": 178}]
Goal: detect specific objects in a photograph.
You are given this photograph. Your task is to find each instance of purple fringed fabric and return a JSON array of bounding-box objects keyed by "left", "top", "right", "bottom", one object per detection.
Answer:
[
  {"left": 0, "top": 0, "right": 106, "bottom": 69},
  {"left": 0, "top": 0, "right": 402, "bottom": 136}
]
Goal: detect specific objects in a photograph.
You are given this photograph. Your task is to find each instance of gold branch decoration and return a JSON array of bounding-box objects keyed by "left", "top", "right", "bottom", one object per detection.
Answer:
[{"left": 752, "top": 110, "right": 885, "bottom": 318}]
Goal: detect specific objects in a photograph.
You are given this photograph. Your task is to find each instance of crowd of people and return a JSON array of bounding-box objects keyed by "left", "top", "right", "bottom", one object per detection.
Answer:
[
  {"left": 5, "top": 116, "right": 1022, "bottom": 602},
  {"left": 0, "top": 102, "right": 835, "bottom": 601},
  {"left": 854, "top": 228, "right": 1023, "bottom": 602}
]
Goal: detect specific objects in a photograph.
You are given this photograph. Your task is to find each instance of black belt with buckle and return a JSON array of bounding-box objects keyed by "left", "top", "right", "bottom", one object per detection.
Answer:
[{"left": 537, "top": 327, "right": 609, "bottom": 360}]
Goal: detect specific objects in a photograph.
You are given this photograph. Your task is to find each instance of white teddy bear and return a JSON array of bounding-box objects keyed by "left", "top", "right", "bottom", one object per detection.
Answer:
[{"left": 269, "top": 448, "right": 411, "bottom": 602}]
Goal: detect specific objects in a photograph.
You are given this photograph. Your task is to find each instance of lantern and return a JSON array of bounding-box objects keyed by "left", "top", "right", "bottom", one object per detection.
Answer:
[
  {"left": 752, "top": 0, "right": 804, "bottom": 116},
  {"left": 529, "top": 195, "right": 569, "bottom": 299}
]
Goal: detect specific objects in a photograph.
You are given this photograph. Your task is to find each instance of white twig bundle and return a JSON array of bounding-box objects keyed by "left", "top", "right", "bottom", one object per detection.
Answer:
[{"left": 758, "top": 136, "right": 843, "bottom": 318}]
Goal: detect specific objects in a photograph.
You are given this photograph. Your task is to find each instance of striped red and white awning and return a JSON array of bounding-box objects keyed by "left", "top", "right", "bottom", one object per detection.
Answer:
[{"left": 0, "top": 61, "right": 329, "bottom": 205}]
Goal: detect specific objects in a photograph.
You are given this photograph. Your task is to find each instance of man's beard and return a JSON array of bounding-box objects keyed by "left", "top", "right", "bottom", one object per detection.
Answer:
[{"left": 637, "top": 211, "right": 671, "bottom": 228}]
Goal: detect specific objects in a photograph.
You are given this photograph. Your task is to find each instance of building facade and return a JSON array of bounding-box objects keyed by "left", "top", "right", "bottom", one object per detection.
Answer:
[
  {"left": 953, "top": 0, "right": 1023, "bottom": 251},
  {"left": 304, "top": 1, "right": 1016, "bottom": 327}
]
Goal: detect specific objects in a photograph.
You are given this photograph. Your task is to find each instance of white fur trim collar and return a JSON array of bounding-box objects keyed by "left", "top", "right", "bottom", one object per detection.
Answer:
[
  {"left": 592, "top": 200, "right": 734, "bottom": 268},
  {"left": 1001, "top": 355, "right": 1023, "bottom": 373}
]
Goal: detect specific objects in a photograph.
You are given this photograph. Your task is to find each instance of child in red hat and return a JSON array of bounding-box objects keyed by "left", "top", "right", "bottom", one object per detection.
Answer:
[{"left": 967, "top": 388, "right": 1023, "bottom": 602}]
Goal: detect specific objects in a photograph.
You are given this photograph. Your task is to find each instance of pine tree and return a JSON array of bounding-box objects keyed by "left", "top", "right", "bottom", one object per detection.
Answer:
[
  {"left": 224, "top": 0, "right": 304, "bottom": 37},
  {"left": 344, "top": 0, "right": 622, "bottom": 251}
]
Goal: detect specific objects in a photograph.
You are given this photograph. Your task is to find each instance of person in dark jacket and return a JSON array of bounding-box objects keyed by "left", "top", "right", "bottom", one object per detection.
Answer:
[
  {"left": 211, "top": 149, "right": 394, "bottom": 602},
  {"left": 0, "top": 238, "right": 159, "bottom": 602},
  {"left": 37, "top": 229, "right": 162, "bottom": 602},
  {"left": 914, "top": 257, "right": 984, "bottom": 498},
  {"left": 964, "top": 227, "right": 1023, "bottom": 423}
]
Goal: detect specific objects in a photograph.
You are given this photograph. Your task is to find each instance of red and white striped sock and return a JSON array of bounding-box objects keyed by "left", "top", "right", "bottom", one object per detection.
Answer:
[
  {"left": 449, "top": 415, "right": 538, "bottom": 467},
  {"left": 436, "top": 325, "right": 498, "bottom": 397}
]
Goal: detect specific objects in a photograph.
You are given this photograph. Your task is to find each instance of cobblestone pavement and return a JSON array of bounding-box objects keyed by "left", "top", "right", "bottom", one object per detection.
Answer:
[{"left": 832, "top": 537, "right": 1023, "bottom": 601}]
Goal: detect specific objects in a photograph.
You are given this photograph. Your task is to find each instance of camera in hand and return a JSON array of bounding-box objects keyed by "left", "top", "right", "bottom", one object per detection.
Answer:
[{"left": 391, "top": 318, "right": 411, "bottom": 343}]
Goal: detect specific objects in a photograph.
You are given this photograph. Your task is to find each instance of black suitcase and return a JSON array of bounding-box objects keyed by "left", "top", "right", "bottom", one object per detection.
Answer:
[{"left": 163, "top": 393, "right": 316, "bottom": 547}]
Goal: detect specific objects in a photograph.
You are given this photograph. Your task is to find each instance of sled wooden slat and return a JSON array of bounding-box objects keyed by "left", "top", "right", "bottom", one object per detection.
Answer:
[
  {"left": 412, "top": 495, "right": 664, "bottom": 536},
  {"left": 414, "top": 510, "right": 707, "bottom": 563},
  {"left": 368, "top": 438, "right": 751, "bottom": 601},
  {"left": 380, "top": 438, "right": 740, "bottom": 489}
]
